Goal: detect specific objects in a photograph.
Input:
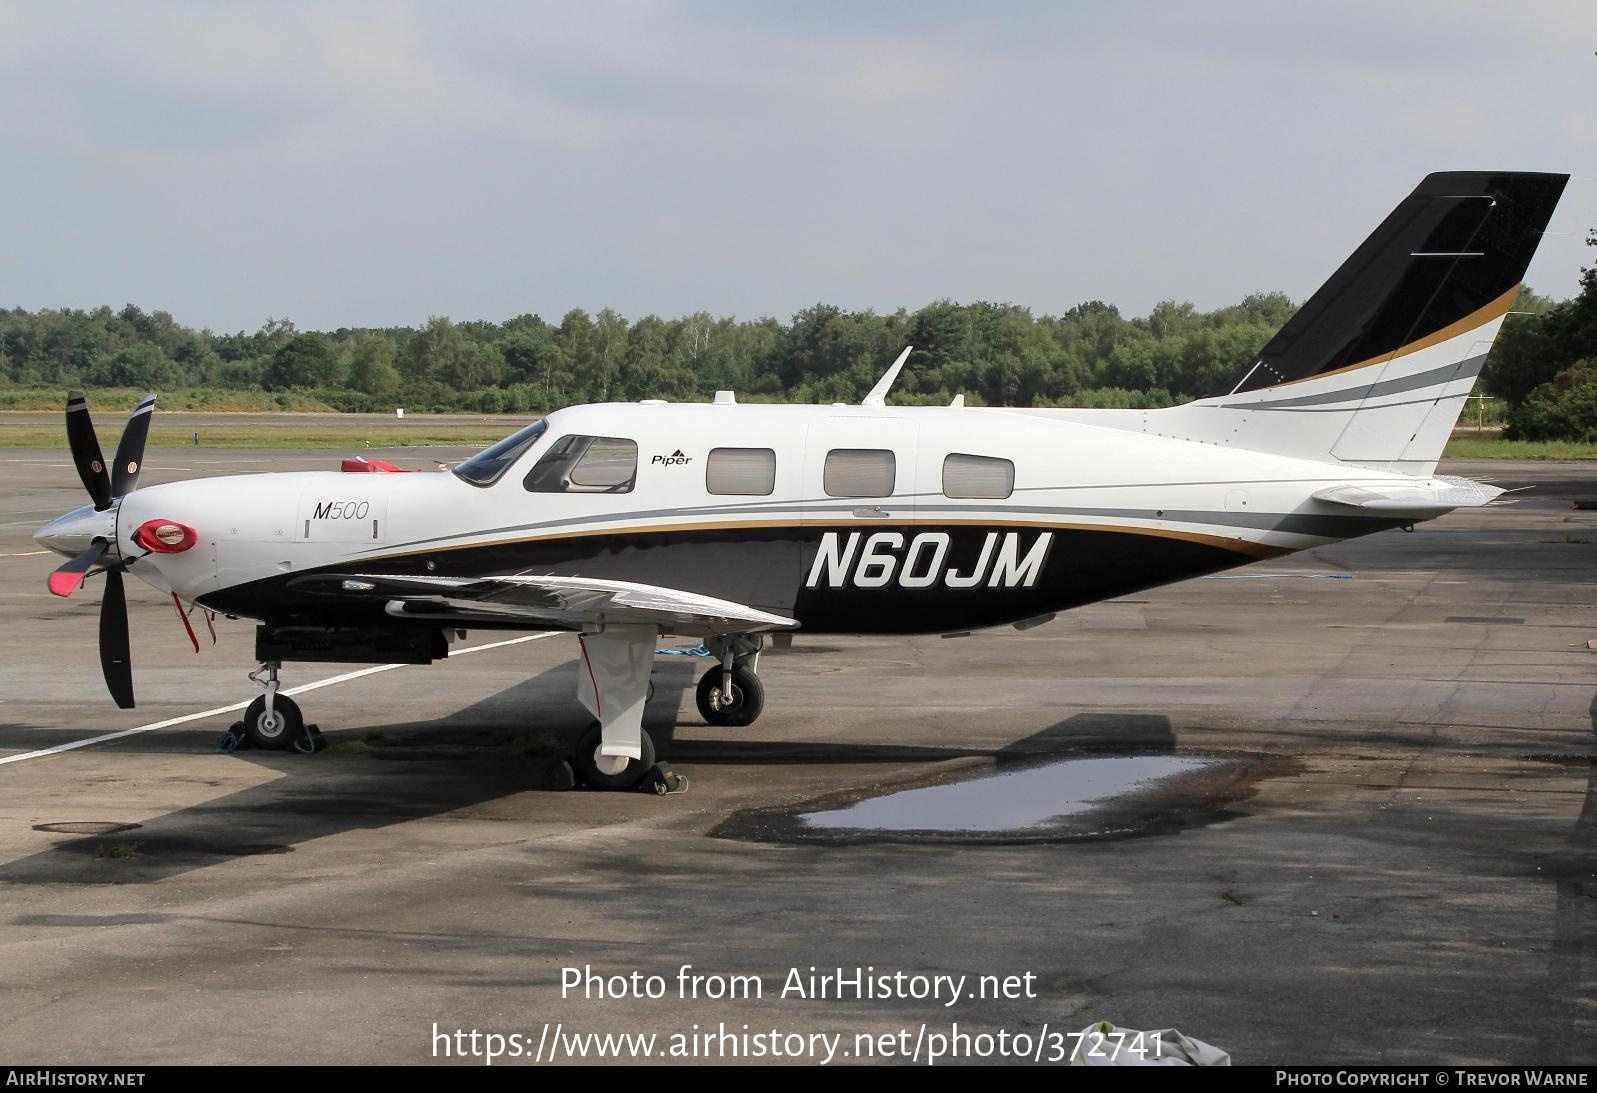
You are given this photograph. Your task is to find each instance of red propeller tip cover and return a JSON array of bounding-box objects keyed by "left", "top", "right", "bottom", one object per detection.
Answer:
[{"left": 48, "top": 570, "right": 87, "bottom": 597}]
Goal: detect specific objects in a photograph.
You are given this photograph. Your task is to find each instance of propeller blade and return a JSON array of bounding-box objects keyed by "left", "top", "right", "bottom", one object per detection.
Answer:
[
  {"left": 47, "top": 539, "right": 108, "bottom": 598},
  {"left": 111, "top": 393, "right": 156, "bottom": 497},
  {"left": 99, "top": 568, "right": 135, "bottom": 709},
  {"left": 65, "top": 391, "right": 112, "bottom": 510}
]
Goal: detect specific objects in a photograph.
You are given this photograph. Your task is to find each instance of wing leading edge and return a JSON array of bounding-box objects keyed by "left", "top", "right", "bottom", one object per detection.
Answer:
[{"left": 286, "top": 572, "right": 798, "bottom": 635}]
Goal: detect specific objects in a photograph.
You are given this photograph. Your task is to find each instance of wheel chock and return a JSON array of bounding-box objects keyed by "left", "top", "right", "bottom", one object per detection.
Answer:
[{"left": 638, "top": 762, "right": 687, "bottom": 795}]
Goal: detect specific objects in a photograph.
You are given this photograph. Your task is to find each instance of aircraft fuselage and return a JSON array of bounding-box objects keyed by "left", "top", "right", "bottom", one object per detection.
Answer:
[{"left": 107, "top": 401, "right": 1414, "bottom": 636}]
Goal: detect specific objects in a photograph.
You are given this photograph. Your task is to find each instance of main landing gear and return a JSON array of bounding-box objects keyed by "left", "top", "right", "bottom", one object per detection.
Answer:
[
  {"left": 571, "top": 721, "right": 657, "bottom": 790},
  {"left": 566, "top": 630, "right": 768, "bottom": 791},
  {"left": 694, "top": 635, "right": 765, "bottom": 728}
]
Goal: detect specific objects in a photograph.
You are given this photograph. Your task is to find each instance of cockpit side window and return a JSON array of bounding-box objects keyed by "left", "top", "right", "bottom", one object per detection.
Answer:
[
  {"left": 452, "top": 419, "right": 548, "bottom": 487},
  {"left": 524, "top": 435, "right": 638, "bottom": 494}
]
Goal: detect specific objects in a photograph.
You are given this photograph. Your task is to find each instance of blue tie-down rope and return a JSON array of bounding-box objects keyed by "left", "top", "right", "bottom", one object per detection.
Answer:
[
  {"left": 215, "top": 726, "right": 248, "bottom": 753},
  {"left": 655, "top": 644, "right": 711, "bottom": 657}
]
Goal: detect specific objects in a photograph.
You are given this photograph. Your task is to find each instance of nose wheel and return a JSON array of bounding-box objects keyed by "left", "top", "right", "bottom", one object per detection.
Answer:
[
  {"left": 243, "top": 693, "right": 304, "bottom": 749},
  {"left": 240, "top": 661, "right": 311, "bottom": 751}
]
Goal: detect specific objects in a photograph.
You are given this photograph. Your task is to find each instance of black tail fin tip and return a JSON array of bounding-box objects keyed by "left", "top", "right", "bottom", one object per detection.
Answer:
[{"left": 1227, "top": 171, "right": 1568, "bottom": 395}]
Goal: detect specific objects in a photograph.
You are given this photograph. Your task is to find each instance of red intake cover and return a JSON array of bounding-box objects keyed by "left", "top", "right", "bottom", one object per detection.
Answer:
[
  {"left": 134, "top": 519, "right": 198, "bottom": 554},
  {"left": 341, "top": 457, "right": 408, "bottom": 473}
]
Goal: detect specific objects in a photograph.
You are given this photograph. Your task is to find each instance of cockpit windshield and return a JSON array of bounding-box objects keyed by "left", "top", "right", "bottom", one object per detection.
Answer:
[{"left": 452, "top": 419, "right": 549, "bottom": 487}]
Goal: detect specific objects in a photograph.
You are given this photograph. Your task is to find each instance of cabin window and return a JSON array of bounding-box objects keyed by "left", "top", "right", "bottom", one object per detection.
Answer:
[
  {"left": 824, "top": 448, "right": 895, "bottom": 498},
  {"left": 453, "top": 419, "right": 548, "bottom": 487},
  {"left": 942, "top": 453, "right": 1015, "bottom": 499},
  {"left": 524, "top": 435, "right": 638, "bottom": 493},
  {"left": 706, "top": 447, "right": 777, "bottom": 496}
]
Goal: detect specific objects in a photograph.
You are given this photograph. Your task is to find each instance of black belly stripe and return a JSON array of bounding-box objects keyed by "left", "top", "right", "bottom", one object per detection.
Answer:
[{"left": 197, "top": 519, "right": 1399, "bottom": 635}]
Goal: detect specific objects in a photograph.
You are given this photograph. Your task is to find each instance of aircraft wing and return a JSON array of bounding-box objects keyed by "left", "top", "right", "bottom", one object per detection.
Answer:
[
  {"left": 1311, "top": 475, "right": 1507, "bottom": 517},
  {"left": 286, "top": 572, "right": 798, "bottom": 635}
]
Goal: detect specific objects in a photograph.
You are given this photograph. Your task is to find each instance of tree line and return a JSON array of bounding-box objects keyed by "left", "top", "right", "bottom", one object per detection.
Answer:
[
  {"left": 1, "top": 229, "right": 1591, "bottom": 438},
  {"left": 0, "top": 296, "right": 1298, "bottom": 414},
  {"left": 1479, "top": 231, "right": 1597, "bottom": 442}
]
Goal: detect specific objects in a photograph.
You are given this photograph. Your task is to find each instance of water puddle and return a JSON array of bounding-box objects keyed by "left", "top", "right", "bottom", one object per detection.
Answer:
[
  {"left": 33, "top": 821, "right": 142, "bottom": 836},
  {"left": 804, "top": 756, "right": 1221, "bottom": 832},
  {"left": 716, "top": 754, "right": 1276, "bottom": 845}
]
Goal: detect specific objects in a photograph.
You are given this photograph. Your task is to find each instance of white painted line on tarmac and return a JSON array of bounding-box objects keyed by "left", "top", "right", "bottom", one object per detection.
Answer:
[
  {"left": 0, "top": 550, "right": 49, "bottom": 557},
  {"left": 0, "top": 631, "right": 564, "bottom": 767}
]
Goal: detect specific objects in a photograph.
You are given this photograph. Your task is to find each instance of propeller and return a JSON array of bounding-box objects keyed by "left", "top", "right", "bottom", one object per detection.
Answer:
[
  {"left": 64, "top": 391, "right": 111, "bottom": 510},
  {"left": 48, "top": 391, "right": 156, "bottom": 709},
  {"left": 111, "top": 393, "right": 155, "bottom": 496},
  {"left": 100, "top": 568, "right": 135, "bottom": 710},
  {"left": 46, "top": 538, "right": 107, "bottom": 598}
]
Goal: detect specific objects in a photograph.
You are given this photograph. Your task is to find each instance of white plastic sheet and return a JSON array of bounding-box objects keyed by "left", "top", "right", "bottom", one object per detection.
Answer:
[{"left": 1068, "top": 1020, "right": 1231, "bottom": 1066}]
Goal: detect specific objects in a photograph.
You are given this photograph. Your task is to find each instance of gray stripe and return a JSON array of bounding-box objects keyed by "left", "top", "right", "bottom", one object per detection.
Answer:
[
  {"left": 359, "top": 501, "right": 1389, "bottom": 557},
  {"left": 1219, "top": 355, "right": 1485, "bottom": 410},
  {"left": 1233, "top": 393, "right": 1470, "bottom": 414},
  {"left": 939, "top": 504, "right": 1390, "bottom": 538}
]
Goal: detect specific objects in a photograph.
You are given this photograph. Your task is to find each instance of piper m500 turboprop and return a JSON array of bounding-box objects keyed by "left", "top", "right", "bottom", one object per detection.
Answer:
[{"left": 35, "top": 172, "right": 1567, "bottom": 789}]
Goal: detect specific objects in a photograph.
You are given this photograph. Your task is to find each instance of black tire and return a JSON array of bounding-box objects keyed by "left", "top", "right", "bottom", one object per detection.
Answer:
[
  {"left": 243, "top": 694, "right": 303, "bottom": 750},
  {"left": 571, "top": 722, "right": 656, "bottom": 790},
  {"left": 695, "top": 666, "right": 764, "bottom": 727}
]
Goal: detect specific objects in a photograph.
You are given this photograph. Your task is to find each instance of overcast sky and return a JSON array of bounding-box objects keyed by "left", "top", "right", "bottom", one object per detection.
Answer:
[{"left": 2, "top": 1, "right": 1593, "bottom": 333}]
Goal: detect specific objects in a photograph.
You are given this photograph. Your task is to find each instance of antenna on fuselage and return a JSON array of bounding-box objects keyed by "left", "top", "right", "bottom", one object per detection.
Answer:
[{"left": 862, "top": 346, "right": 913, "bottom": 408}]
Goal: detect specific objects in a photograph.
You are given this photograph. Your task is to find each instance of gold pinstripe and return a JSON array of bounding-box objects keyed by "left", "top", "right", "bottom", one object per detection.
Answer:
[
  {"left": 1262, "top": 284, "right": 1519, "bottom": 390},
  {"left": 359, "top": 516, "right": 1291, "bottom": 565}
]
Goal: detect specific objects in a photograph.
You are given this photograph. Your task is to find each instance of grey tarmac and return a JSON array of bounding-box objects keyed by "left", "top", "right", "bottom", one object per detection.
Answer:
[{"left": 0, "top": 448, "right": 1593, "bottom": 1065}]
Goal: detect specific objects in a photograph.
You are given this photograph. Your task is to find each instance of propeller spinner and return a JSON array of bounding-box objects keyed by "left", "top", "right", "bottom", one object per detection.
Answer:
[{"left": 34, "top": 391, "right": 156, "bottom": 709}]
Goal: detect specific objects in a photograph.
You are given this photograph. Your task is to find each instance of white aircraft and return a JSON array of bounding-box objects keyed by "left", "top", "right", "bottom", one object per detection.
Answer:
[{"left": 34, "top": 171, "right": 1567, "bottom": 790}]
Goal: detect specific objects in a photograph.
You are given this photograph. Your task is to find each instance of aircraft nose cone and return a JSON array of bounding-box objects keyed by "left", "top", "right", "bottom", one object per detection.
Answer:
[{"left": 34, "top": 503, "right": 115, "bottom": 559}]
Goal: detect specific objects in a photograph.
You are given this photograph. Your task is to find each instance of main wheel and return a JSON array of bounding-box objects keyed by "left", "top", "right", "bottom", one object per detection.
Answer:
[
  {"left": 243, "top": 694, "right": 303, "bottom": 750},
  {"left": 571, "top": 722, "right": 656, "bottom": 790},
  {"left": 695, "top": 666, "right": 764, "bottom": 727}
]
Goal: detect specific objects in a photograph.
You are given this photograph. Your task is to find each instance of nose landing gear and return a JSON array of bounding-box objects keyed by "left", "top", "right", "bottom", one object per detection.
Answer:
[{"left": 242, "top": 662, "right": 305, "bottom": 750}]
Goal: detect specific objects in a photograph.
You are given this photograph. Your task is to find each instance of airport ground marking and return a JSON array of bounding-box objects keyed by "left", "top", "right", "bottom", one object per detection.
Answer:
[{"left": 0, "top": 631, "right": 564, "bottom": 766}]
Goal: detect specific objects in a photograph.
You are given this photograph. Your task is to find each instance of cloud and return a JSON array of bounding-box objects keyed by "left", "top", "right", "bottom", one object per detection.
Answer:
[{"left": 0, "top": 2, "right": 1592, "bottom": 330}]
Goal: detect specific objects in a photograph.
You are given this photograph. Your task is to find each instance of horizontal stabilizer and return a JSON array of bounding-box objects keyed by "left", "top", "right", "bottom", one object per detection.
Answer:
[{"left": 1311, "top": 475, "right": 1506, "bottom": 517}]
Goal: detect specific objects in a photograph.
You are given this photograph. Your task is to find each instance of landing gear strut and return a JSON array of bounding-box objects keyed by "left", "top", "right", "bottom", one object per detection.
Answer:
[
  {"left": 695, "top": 635, "right": 765, "bottom": 727},
  {"left": 244, "top": 662, "right": 303, "bottom": 750}
]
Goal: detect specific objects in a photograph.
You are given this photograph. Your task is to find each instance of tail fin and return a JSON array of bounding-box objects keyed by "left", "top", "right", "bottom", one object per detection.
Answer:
[{"left": 1167, "top": 172, "right": 1567, "bottom": 474}]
